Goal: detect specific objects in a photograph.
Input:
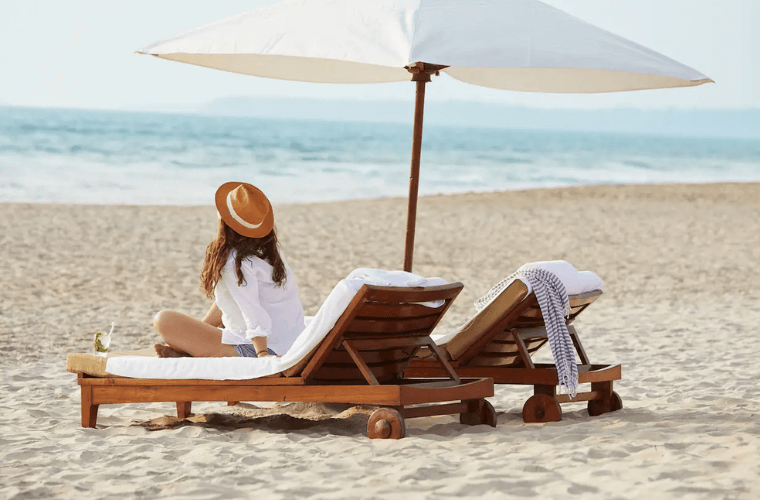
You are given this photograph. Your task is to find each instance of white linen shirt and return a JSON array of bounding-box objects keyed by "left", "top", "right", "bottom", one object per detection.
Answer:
[{"left": 214, "top": 252, "right": 305, "bottom": 356}]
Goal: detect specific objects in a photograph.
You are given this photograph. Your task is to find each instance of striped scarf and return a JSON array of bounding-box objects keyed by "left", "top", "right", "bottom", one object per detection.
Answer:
[{"left": 475, "top": 268, "right": 578, "bottom": 397}]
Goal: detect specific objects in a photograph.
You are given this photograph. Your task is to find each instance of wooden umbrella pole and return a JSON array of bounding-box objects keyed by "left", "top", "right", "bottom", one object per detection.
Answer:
[
  {"left": 403, "top": 78, "right": 427, "bottom": 272},
  {"left": 403, "top": 63, "right": 447, "bottom": 272}
]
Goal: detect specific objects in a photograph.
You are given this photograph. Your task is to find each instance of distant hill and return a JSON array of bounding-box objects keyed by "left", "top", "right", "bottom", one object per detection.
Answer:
[{"left": 200, "top": 97, "right": 760, "bottom": 139}]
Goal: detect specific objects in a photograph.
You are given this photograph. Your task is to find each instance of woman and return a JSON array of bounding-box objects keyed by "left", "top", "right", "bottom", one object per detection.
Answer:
[{"left": 153, "top": 182, "right": 305, "bottom": 358}]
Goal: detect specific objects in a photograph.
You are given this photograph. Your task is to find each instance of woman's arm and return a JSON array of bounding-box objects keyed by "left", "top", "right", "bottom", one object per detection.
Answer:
[
  {"left": 202, "top": 302, "right": 224, "bottom": 328},
  {"left": 222, "top": 265, "right": 274, "bottom": 357},
  {"left": 251, "top": 336, "right": 272, "bottom": 357}
]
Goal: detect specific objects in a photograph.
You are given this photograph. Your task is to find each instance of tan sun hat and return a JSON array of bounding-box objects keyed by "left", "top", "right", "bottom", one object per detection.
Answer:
[{"left": 215, "top": 182, "right": 274, "bottom": 238}]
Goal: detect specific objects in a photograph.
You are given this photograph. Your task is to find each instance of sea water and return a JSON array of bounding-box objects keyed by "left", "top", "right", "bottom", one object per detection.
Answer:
[{"left": 1, "top": 106, "right": 759, "bottom": 205}]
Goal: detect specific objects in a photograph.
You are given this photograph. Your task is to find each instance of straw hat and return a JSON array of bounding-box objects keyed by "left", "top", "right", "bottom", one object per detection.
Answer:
[{"left": 215, "top": 182, "right": 274, "bottom": 238}]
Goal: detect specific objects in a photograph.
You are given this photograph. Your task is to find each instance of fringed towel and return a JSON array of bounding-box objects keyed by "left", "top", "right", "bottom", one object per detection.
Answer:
[{"left": 475, "top": 267, "right": 579, "bottom": 397}]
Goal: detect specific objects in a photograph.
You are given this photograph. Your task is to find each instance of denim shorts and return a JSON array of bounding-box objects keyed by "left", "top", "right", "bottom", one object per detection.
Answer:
[{"left": 234, "top": 344, "right": 277, "bottom": 358}]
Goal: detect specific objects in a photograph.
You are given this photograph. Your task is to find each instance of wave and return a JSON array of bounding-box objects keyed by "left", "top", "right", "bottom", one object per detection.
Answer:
[{"left": 1, "top": 108, "right": 759, "bottom": 205}]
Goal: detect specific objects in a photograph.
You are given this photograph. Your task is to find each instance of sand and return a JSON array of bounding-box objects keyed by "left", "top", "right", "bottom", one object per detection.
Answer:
[{"left": 1, "top": 183, "right": 759, "bottom": 499}]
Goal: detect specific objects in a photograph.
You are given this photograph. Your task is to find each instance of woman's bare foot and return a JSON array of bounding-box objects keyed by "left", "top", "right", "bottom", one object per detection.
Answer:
[{"left": 154, "top": 344, "right": 192, "bottom": 358}]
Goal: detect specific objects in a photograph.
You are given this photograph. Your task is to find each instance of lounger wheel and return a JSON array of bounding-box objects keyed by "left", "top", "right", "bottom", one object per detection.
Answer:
[
  {"left": 367, "top": 408, "right": 406, "bottom": 439},
  {"left": 460, "top": 400, "right": 497, "bottom": 427},
  {"left": 522, "top": 394, "right": 562, "bottom": 423},
  {"left": 588, "top": 391, "right": 623, "bottom": 417}
]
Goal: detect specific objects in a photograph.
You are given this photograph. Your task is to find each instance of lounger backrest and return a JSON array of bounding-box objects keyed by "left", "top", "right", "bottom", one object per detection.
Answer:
[
  {"left": 286, "top": 282, "right": 463, "bottom": 383},
  {"left": 447, "top": 280, "right": 602, "bottom": 366},
  {"left": 446, "top": 280, "right": 530, "bottom": 361}
]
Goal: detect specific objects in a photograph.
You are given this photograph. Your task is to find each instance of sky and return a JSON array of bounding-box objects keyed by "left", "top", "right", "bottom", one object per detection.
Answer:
[{"left": 0, "top": 0, "right": 758, "bottom": 111}]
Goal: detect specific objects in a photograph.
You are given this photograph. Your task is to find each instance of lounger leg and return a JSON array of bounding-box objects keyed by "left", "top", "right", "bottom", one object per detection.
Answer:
[
  {"left": 81, "top": 386, "right": 99, "bottom": 428},
  {"left": 588, "top": 381, "right": 623, "bottom": 416},
  {"left": 176, "top": 402, "right": 192, "bottom": 419},
  {"left": 459, "top": 399, "right": 497, "bottom": 427}
]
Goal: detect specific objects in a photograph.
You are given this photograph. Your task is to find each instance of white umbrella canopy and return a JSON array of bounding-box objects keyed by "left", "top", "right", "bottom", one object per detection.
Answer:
[
  {"left": 138, "top": 0, "right": 712, "bottom": 271},
  {"left": 139, "top": 0, "right": 711, "bottom": 92}
]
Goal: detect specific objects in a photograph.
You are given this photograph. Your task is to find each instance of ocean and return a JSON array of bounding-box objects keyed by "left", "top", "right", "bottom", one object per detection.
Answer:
[{"left": 1, "top": 106, "right": 759, "bottom": 205}]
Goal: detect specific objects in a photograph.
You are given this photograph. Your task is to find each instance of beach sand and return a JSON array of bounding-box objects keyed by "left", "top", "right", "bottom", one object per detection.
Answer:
[{"left": 1, "top": 183, "right": 759, "bottom": 499}]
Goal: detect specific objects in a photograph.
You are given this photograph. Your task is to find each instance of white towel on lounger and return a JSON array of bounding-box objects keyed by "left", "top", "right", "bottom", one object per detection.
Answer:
[{"left": 106, "top": 268, "right": 447, "bottom": 380}]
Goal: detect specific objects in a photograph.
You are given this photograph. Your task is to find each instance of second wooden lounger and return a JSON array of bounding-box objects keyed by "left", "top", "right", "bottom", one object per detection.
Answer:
[
  {"left": 405, "top": 279, "right": 622, "bottom": 423},
  {"left": 67, "top": 282, "right": 495, "bottom": 439}
]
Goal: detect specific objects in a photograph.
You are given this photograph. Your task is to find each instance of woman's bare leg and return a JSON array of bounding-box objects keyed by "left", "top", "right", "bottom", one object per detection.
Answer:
[
  {"left": 153, "top": 310, "right": 238, "bottom": 357},
  {"left": 201, "top": 302, "right": 223, "bottom": 328},
  {"left": 154, "top": 344, "right": 189, "bottom": 358}
]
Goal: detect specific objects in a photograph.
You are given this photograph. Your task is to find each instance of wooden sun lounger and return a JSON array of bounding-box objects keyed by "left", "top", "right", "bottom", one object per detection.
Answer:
[
  {"left": 404, "top": 280, "right": 621, "bottom": 423},
  {"left": 67, "top": 283, "right": 495, "bottom": 439}
]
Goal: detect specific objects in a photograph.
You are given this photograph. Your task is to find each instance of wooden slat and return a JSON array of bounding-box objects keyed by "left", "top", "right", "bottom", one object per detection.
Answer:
[
  {"left": 496, "top": 330, "right": 545, "bottom": 342},
  {"left": 525, "top": 340, "right": 547, "bottom": 352},
  {"left": 519, "top": 307, "right": 542, "bottom": 318},
  {"left": 398, "top": 378, "right": 493, "bottom": 406},
  {"left": 325, "top": 348, "right": 415, "bottom": 365},
  {"left": 79, "top": 375, "right": 302, "bottom": 386},
  {"left": 474, "top": 347, "right": 542, "bottom": 359},
  {"left": 311, "top": 361, "right": 408, "bottom": 381},
  {"left": 342, "top": 336, "right": 432, "bottom": 350},
  {"left": 400, "top": 401, "right": 469, "bottom": 419},
  {"left": 87, "top": 376, "right": 494, "bottom": 409},
  {"left": 404, "top": 364, "right": 621, "bottom": 386},
  {"left": 343, "top": 329, "right": 431, "bottom": 339},
  {"left": 516, "top": 332, "right": 550, "bottom": 342},
  {"left": 512, "top": 290, "right": 602, "bottom": 324},
  {"left": 361, "top": 283, "right": 463, "bottom": 304},
  {"left": 468, "top": 349, "right": 542, "bottom": 366},
  {"left": 92, "top": 383, "right": 405, "bottom": 406},
  {"left": 493, "top": 328, "right": 515, "bottom": 341},
  {"left": 346, "top": 315, "right": 439, "bottom": 334},
  {"left": 568, "top": 290, "right": 602, "bottom": 307},
  {"left": 466, "top": 355, "right": 521, "bottom": 367},
  {"left": 512, "top": 319, "right": 546, "bottom": 328},
  {"left": 481, "top": 337, "right": 548, "bottom": 353},
  {"left": 481, "top": 342, "right": 520, "bottom": 354},
  {"left": 568, "top": 305, "right": 589, "bottom": 321},
  {"left": 494, "top": 327, "right": 542, "bottom": 341},
  {"left": 555, "top": 391, "right": 600, "bottom": 404},
  {"left": 357, "top": 303, "right": 443, "bottom": 319}
]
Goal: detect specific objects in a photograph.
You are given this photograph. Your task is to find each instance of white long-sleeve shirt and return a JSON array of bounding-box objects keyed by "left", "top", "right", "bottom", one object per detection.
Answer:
[{"left": 214, "top": 252, "right": 305, "bottom": 356}]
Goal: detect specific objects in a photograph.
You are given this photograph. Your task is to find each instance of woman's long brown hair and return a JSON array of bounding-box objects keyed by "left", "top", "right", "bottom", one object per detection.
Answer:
[{"left": 200, "top": 220, "right": 286, "bottom": 299}]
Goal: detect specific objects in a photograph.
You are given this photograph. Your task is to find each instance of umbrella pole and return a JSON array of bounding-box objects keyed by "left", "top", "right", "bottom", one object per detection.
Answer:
[{"left": 403, "top": 78, "right": 427, "bottom": 272}]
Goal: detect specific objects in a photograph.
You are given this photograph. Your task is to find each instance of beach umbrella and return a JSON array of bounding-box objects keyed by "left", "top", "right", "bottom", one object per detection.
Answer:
[{"left": 138, "top": 0, "right": 712, "bottom": 272}]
